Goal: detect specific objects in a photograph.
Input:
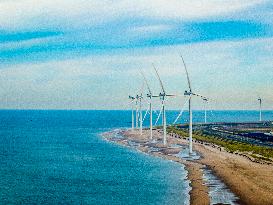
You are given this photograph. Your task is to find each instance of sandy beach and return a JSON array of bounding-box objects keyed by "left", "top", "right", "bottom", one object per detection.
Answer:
[{"left": 103, "top": 128, "right": 273, "bottom": 205}]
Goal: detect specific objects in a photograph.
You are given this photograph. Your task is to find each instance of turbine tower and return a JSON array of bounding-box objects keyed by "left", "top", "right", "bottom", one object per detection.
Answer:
[
  {"left": 180, "top": 55, "right": 207, "bottom": 154},
  {"left": 129, "top": 95, "right": 135, "bottom": 130},
  {"left": 258, "top": 97, "right": 262, "bottom": 122},
  {"left": 135, "top": 97, "right": 138, "bottom": 129},
  {"left": 152, "top": 64, "right": 175, "bottom": 145},
  {"left": 140, "top": 70, "right": 153, "bottom": 140},
  {"left": 136, "top": 93, "right": 143, "bottom": 135},
  {"left": 203, "top": 97, "right": 209, "bottom": 123},
  {"left": 129, "top": 81, "right": 144, "bottom": 135},
  {"left": 135, "top": 81, "right": 145, "bottom": 135},
  {"left": 139, "top": 94, "right": 143, "bottom": 135}
]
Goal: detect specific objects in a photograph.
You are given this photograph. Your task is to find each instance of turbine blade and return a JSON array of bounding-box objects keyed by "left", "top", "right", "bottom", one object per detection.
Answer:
[
  {"left": 122, "top": 99, "right": 134, "bottom": 109},
  {"left": 139, "top": 69, "right": 152, "bottom": 96},
  {"left": 155, "top": 105, "right": 163, "bottom": 125},
  {"left": 142, "top": 108, "right": 149, "bottom": 123},
  {"left": 166, "top": 94, "right": 177, "bottom": 97},
  {"left": 173, "top": 97, "right": 189, "bottom": 124},
  {"left": 152, "top": 64, "right": 166, "bottom": 94},
  {"left": 180, "top": 55, "right": 192, "bottom": 92},
  {"left": 143, "top": 97, "right": 151, "bottom": 105},
  {"left": 140, "top": 81, "right": 145, "bottom": 96},
  {"left": 192, "top": 92, "right": 208, "bottom": 100}
]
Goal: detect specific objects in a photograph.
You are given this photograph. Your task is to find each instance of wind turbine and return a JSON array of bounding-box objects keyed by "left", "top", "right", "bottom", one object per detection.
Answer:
[
  {"left": 134, "top": 94, "right": 143, "bottom": 135},
  {"left": 152, "top": 64, "right": 175, "bottom": 145},
  {"left": 128, "top": 95, "right": 135, "bottom": 130},
  {"left": 203, "top": 97, "right": 209, "bottom": 123},
  {"left": 139, "top": 70, "right": 154, "bottom": 140},
  {"left": 180, "top": 55, "right": 207, "bottom": 154},
  {"left": 135, "top": 82, "right": 145, "bottom": 135},
  {"left": 138, "top": 93, "right": 143, "bottom": 135},
  {"left": 135, "top": 96, "right": 139, "bottom": 129},
  {"left": 258, "top": 97, "right": 262, "bottom": 122}
]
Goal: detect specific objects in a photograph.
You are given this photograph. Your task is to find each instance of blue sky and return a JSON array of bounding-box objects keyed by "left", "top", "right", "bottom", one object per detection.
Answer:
[{"left": 0, "top": 0, "right": 273, "bottom": 110}]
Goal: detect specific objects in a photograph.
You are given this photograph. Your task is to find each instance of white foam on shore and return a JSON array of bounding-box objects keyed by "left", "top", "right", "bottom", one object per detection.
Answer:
[
  {"left": 174, "top": 147, "right": 201, "bottom": 160},
  {"left": 107, "top": 129, "right": 243, "bottom": 205},
  {"left": 202, "top": 168, "right": 239, "bottom": 205},
  {"left": 101, "top": 129, "right": 191, "bottom": 205}
]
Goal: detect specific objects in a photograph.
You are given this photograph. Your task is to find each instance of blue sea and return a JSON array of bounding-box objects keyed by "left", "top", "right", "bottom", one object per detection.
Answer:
[{"left": 0, "top": 110, "right": 272, "bottom": 204}]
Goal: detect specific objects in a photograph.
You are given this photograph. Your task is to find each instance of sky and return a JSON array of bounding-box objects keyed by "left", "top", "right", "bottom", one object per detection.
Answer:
[{"left": 0, "top": 0, "right": 273, "bottom": 110}]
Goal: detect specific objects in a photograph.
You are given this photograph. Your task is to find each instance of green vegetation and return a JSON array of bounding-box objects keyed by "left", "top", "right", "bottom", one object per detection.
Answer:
[
  {"left": 250, "top": 154, "right": 272, "bottom": 162},
  {"left": 167, "top": 126, "right": 273, "bottom": 160}
]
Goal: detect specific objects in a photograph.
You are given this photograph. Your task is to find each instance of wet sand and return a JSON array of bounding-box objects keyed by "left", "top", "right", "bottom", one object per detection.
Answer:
[
  {"left": 103, "top": 129, "right": 273, "bottom": 205},
  {"left": 196, "top": 141, "right": 273, "bottom": 205}
]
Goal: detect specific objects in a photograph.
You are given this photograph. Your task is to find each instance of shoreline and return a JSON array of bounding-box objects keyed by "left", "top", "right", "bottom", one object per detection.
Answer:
[
  {"left": 102, "top": 128, "right": 273, "bottom": 205},
  {"left": 195, "top": 141, "right": 273, "bottom": 205},
  {"left": 102, "top": 129, "right": 210, "bottom": 205}
]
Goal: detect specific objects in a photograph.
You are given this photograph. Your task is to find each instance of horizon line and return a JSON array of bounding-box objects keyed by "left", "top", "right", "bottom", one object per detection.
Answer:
[{"left": 0, "top": 109, "right": 273, "bottom": 111}]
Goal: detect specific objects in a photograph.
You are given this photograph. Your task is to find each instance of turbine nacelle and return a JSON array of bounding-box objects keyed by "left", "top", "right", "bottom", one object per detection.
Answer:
[
  {"left": 157, "top": 92, "right": 176, "bottom": 100},
  {"left": 159, "top": 92, "right": 165, "bottom": 96},
  {"left": 159, "top": 92, "right": 165, "bottom": 99},
  {"left": 184, "top": 90, "right": 208, "bottom": 100},
  {"left": 136, "top": 94, "right": 143, "bottom": 99},
  {"left": 184, "top": 90, "right": 191, "bottom": 96}
]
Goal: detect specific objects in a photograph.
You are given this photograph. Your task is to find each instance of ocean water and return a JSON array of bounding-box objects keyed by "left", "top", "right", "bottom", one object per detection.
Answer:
[
  {"left": 0, "top": 110, "right": 272, "bottom": 205},
  {"left": 0, "top": 110, "right": 189, "bottom": 205},
  {"left": 153, "top": 110, "right": 273, "bottom": 125}
]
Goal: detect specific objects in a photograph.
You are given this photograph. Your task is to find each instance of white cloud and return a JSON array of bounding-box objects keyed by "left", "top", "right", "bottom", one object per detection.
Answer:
[
  {"left": 0, "top": 37, "right": 273, "bottom": 109},
  {"left": 0, "top": 36, "right": 60, "bottom": 50},
  {"left": 0, "top": 0, "right": 272, "bottom": 110},
  {"left": 0, "top": 0, "right": 267, "bottom": 31},
  {"left": 135, "top": 0, "right": 266, "bottom": 19},
  {"left": 129, "top": 24, "right": 172, "bottom": 36}
]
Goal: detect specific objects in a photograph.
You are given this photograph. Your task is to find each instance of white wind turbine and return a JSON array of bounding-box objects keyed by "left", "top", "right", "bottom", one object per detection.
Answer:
[
  {"left": 258, "top": 97, "right": 262, "bottom": 121},
  {"left": 153, "top": 64, "right": 175, "bottom": 145},
  {"left": 139, "top": 93, "right": 143, "bottom": 135},
  {"left": 134, "top": 96, "right": 138, "bottom": 129},
  {"left": 135, "top": 95, "right": 143, "bottom": 135},
  {"left": 128, "top": 81, "right": 145, "bottom": 134},
  {"left": 139, "top": 70, "right": 154, "bottom": 140},
  {"left": 180, "top": 55, "right": 208, "bottom": 154},
  {"left": 135, "top": 82, "right": 145, "bottom": 135},
  {"left": 128, "top": 95, "right": 135, "bottom": 130},
  {"left": 135, "top": 96, "right": 139, "bottom": 129},
  {"left": 203, "top": 97, "right": 209, "bottom": 123}
]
